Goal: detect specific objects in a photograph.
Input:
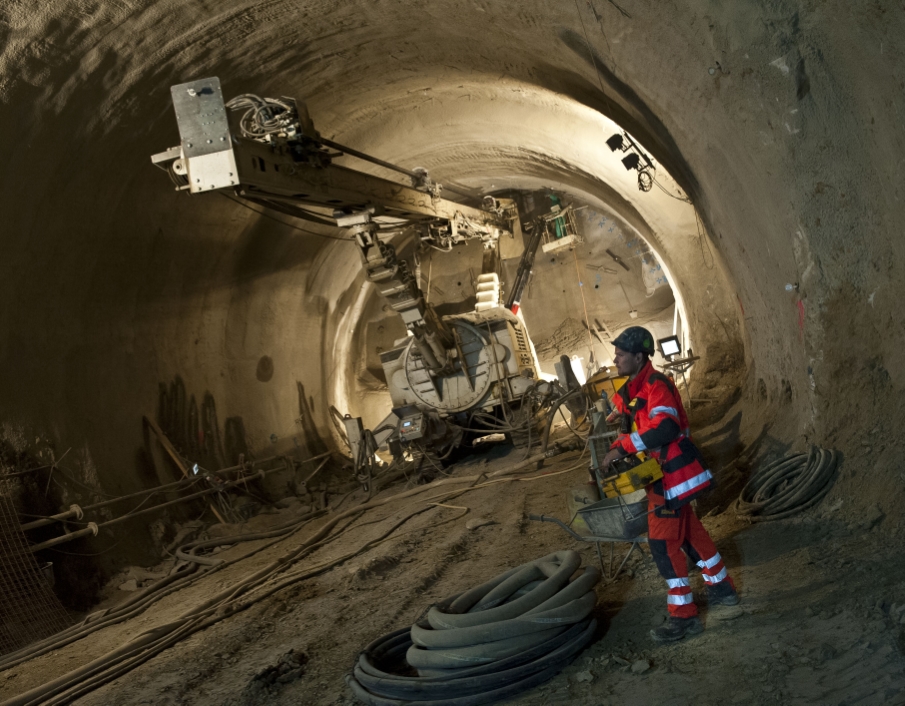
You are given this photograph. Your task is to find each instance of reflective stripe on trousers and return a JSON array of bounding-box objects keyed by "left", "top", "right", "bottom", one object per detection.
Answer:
[
  {"left": 667, "top": 592, "right": 694, "bottom": 606},
  {"left": 697, "top": 552, "right": 722, "bottom": 570},
  {"left": 702, "top": 567, "right": 728, "bottom": 584}
]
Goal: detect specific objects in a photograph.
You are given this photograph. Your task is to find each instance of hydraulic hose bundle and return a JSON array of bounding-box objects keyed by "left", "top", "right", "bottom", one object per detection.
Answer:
[
  {"left": 347, "top": 550, "right": 599, "bottom": 705},
  {"left": 736, "top": 445, "right": 839, "bottom": 522},
  {"left": 453, "top": 381, "right": 589, "bottom": 457}
]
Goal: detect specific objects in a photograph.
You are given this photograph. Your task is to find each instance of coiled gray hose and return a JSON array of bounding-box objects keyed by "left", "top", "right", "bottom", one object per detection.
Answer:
[
  {"left": 736, "top": 445, "right": 839, "bottom": 522},
  {"left": 347, "top": 550, "right": 599, "bottom": 704}
]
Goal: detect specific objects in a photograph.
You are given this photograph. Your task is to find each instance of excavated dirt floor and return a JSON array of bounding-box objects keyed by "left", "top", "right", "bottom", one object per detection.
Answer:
[{"left": 3, "top": 433, "right": 905, "bottom": 706}]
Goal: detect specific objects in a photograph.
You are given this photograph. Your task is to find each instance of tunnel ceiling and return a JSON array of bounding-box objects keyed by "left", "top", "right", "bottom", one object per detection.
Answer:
[{"left": 1, "top": 0, "right": 903, "bottom": 509}]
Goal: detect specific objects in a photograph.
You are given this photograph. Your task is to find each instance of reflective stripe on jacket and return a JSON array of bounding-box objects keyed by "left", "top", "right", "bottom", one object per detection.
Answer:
[{"left": 611, "top": 360, "right": 713, "bottom": 509}]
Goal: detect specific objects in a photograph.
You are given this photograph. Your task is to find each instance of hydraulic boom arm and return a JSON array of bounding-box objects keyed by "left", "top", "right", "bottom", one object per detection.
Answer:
[{"left": 151, "top": 77, "right": 519, "bottom": 376}]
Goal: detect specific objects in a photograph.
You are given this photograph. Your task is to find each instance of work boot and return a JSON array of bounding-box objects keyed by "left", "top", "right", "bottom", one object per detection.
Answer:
[
  {"left": 707, "top": 581, "right": 742, "bottom": 620},
  {"left": 650, "top": 616, "right": 704, "bottom": 642}
]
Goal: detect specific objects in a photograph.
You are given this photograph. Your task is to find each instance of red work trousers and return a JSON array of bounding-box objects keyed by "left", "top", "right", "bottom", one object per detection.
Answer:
[{"left": 646, "top": 490, "right": 733, "bottom": 618}]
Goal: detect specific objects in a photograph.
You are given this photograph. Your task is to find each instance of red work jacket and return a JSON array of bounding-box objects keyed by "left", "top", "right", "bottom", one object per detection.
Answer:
[{"left": 610, "top": 360, "right": 713, "bottom": 509}]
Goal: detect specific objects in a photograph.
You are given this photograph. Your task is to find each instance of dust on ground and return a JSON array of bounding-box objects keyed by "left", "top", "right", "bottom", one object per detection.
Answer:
[{"left": 2, "top": 434, "right": 905, "bottom": 706}]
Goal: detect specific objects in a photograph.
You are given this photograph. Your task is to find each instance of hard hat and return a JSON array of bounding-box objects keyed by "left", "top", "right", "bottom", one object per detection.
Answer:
[{"left": 612, "top": 326, "right": 655, "bottom": 355}]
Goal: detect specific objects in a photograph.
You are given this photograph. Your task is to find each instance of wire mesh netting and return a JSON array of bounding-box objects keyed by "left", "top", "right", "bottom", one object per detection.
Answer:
[{"left": 0, "top": 493, "right": 71, "bottom": 656}]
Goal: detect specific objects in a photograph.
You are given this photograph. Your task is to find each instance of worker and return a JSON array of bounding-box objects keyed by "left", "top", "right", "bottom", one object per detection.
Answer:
[{"left": 600, "top": 326, "right": 740, "bottom": 641}]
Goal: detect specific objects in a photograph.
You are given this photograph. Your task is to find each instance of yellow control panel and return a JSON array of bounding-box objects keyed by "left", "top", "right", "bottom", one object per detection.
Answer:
[{"left": 600, "top": 457, "right": 664, "bottom": 498}]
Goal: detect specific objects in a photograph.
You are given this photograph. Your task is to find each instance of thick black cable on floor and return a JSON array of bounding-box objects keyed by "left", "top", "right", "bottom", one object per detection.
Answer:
[
  {"left": 540, "top": 389, "right": 589, "bottom": 454},
  {"left": 735, "top": 445, "right": 839, "bottom": 522},
  {"left": 347, "top": 550, "right": 599, "bottom": 705}
]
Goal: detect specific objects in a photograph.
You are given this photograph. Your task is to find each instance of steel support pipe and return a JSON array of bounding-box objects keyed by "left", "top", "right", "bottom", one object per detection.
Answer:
[
  {"left": 28, "top": 522, "right": 98, "bottom": 553},
  {"left": 19, "top": 504, "right": 83, "bottom": 532}
]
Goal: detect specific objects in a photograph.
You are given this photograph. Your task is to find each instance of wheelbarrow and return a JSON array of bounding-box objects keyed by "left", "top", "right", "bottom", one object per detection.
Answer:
[{"left": 529, "top": 488, "right": 650, "bottom": 581}]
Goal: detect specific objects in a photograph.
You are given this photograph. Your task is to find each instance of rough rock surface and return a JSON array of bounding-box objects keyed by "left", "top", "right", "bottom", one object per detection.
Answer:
[
  {"left": 3, "top": 0, "right": 901, "bottom": 517},
  {"left": 535, "top": 318, "right": 592, "bottom": 362}
]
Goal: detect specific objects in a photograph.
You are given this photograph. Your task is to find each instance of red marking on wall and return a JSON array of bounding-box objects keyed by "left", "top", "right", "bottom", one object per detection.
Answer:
[{"left": 737, "top": 294, "right": 744, "bottom": 316}]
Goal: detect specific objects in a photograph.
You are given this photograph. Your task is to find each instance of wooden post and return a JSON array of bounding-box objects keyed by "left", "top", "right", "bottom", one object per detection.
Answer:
[{"left": 143, "top": 416, "right": 227, "bottom": 523}]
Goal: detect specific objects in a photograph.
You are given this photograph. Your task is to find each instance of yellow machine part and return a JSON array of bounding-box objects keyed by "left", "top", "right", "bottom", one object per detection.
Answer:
[
  {"left": 585, "top": 371, "right": 628, "bottom": 403},
  {"left": 601, "top": 457, "right": 664, "bottom": 498}
]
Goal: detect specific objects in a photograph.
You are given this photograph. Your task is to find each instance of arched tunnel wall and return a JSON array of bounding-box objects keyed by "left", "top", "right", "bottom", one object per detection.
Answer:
[{"left": 1, "top": 1, "right": 903, "bottom": 519}]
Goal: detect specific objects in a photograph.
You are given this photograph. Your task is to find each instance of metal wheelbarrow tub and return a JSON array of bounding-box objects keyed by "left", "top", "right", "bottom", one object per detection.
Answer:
[
  {"left": 528, "top": 488, "right": 650, "bottom": 582},
  {"left": 576, "top": 488, "right": 648, "bottom": 541}
]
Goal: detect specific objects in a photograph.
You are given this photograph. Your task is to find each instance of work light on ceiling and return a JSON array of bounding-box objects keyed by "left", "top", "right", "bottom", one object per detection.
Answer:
[{"left": 607, "top": 131, "right": 655, "bottom": 193}]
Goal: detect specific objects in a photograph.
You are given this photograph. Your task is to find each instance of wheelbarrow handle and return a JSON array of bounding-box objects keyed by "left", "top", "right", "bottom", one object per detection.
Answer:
[{"left": 527, "top": 513, "right": 585, "bottom": 541}]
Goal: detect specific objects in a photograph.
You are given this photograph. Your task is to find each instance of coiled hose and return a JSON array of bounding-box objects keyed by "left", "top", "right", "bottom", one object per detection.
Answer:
[
  {"left": 347, "top": 550, "right": 599, "bottom": 705},
  {"left": 736, "top": 445, "right": 839, "bottom": 522}
]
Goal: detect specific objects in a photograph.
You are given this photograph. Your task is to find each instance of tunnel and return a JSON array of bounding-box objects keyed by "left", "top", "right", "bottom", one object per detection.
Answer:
[{"left": 1, "top": 1, "right": 904, "bottom": 704}]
